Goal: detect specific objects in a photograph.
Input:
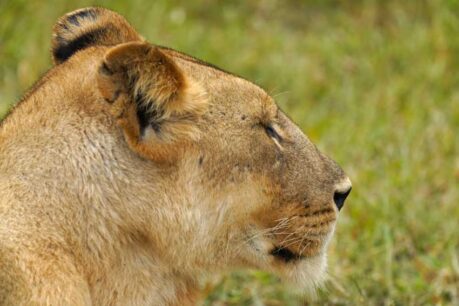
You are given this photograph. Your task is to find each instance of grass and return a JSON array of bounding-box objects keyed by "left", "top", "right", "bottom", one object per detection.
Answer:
[{"left": 1, "top": 0, "right": 458, "bottom": 304}]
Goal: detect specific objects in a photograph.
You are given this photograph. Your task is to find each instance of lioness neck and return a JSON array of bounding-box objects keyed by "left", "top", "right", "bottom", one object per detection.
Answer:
[{"left": 0, "top": 57, "right": 202, "bottom": 305}]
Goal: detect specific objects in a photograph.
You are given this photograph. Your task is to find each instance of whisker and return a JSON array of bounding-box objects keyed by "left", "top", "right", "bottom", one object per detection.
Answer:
[{"left": 272, "top": 90, "right": 291, "bottom": 99}]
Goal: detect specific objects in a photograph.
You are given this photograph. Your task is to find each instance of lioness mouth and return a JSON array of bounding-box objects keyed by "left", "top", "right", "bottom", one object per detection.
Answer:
[{"left": 270, "top": 246, "right": 304, "bottom": 263}]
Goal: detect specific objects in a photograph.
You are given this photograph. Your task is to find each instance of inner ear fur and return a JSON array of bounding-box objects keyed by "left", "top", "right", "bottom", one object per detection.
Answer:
[{"left": 97, "top": 42, "right": 208, "bottom": 162}]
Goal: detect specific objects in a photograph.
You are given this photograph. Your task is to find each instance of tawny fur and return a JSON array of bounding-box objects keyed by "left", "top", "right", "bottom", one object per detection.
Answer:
[{"left": 0, "top": 7, "right": 350, "bottom": 306}]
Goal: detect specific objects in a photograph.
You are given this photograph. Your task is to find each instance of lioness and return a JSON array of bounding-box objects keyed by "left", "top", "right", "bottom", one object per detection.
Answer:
[{"left": 0, "top": 7, "right": 352, "bottom": 306}]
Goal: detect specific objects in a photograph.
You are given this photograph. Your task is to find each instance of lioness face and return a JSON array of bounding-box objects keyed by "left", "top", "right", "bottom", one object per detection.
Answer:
[
  {"left": 146, "top": 55, "right": 352, "bottom": 289},
  {"left": 47, "top": 7, "right": 351, "bottom": 291},
  {"left": 187, "top": 75, "right": 352, "bottom": 289}
]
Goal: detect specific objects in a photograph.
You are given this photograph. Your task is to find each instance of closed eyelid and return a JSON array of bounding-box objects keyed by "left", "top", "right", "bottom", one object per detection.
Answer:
[
  {"left": 265, "top": 124, "right": 283, "bottom": 142},
  {"left": 264, "top": 123, "right": 284, "bottom": 151},
  {"left": 270, "top": 121, "right": 292, "bottom": 144}
]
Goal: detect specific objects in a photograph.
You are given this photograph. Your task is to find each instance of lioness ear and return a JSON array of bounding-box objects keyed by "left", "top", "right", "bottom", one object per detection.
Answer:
[
  {"left": 52, "top": 7, "right": 141, "bottom": 64},
  {"left": 97, "top": 42, "right": 207, "bottom": 162}
]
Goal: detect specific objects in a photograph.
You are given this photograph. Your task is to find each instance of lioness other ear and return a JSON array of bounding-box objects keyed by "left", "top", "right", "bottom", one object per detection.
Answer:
[
  {"left": 52, "top": 7, "right": 142, "bottom": 64},
  {"left": 97, "top": 42, "right": 207, "bottom": 162}
]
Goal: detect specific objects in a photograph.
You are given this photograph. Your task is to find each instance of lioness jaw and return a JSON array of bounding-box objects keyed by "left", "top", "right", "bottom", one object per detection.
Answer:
[{"left": 0, "top": 7, "right": 351, "bottom": 305}]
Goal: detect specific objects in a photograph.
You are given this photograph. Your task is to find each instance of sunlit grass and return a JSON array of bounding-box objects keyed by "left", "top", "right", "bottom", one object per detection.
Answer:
[{"left": 1, "top": 0, "right": 458, "bottom": 304}]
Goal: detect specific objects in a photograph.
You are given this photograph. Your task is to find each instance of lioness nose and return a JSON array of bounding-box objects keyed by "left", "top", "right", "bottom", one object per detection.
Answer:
[{"left": 333, "top": 178, "right": 352, "bottom": 211}]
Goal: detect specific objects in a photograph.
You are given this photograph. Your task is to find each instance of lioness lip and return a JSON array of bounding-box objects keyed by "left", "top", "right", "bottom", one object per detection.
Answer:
[{"left": 270, "top": 246, "right": 304, "bottom": 263}]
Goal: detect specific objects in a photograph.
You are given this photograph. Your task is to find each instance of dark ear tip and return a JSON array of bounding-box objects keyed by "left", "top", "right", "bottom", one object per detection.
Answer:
[
  {"left": 52, "top": 7, "right": 101, "bottom": 43},
  {"left": 51, "top": 7, "right": 103, "bottom": 64},
  {"left": 51, "top": 7, "right": 141, "bottom": 64},
  {"left": 65, "top": 7, "right": 99, "bottom": 26}
]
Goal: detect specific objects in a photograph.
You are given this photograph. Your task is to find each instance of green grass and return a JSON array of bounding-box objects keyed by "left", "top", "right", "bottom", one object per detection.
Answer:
[{"left": 1, "top": 0, "right": 458, "bottom": 305}]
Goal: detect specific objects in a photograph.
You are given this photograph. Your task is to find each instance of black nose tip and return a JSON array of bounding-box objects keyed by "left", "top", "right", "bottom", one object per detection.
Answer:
[{"left": 333, "top": 187, "right": 351, "bottom": 211}]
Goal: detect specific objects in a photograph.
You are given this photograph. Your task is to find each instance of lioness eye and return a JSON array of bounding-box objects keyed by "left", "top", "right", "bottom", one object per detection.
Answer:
[{"left": 265, "top": 124, "right": 282, "bottom": 142}]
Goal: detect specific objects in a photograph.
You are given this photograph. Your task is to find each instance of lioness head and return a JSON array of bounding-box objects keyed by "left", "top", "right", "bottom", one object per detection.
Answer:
[{"left": 7, "top": 7, "right": 351, "bottom": 295}]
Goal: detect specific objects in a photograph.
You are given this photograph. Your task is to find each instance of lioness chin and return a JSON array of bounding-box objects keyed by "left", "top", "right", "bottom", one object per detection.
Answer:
[{"left": 0, "top": 7, "right": 351, "bottom": 306}]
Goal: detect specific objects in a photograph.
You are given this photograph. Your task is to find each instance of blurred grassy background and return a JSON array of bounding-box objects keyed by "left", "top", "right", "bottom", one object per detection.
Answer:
[{"left": 1, "top": 0, "right": 458, "bottom": 305}]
